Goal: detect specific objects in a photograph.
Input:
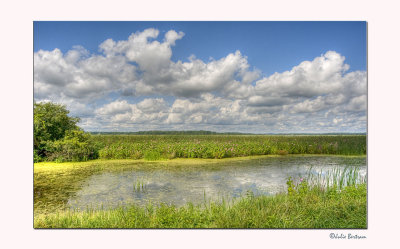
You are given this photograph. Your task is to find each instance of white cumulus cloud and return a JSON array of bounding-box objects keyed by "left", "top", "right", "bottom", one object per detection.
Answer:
[{"left": 34, "top": 29, "right": 366, "bottom": 133}]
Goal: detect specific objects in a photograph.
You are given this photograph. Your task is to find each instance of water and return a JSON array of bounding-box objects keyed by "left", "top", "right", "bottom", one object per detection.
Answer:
[{"left": 67, "top": 156, "right": 366, "bottom": 210}]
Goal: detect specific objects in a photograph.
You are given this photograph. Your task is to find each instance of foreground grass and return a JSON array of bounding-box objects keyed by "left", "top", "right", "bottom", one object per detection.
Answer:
[{"left": 34, "top": 182, "right": 366, "bottom": 229}]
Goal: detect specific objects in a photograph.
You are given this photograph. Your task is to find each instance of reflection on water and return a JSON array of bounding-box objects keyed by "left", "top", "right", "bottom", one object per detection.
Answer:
[{"left": 67, "top": 156, "right": 366, "bottom": 210}]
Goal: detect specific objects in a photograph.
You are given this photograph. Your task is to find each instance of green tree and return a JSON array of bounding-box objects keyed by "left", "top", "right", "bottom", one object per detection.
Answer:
[
  {"left": 34, "top": 102, "right": 80, "bottom": 147},
  {"left": 34, "top": 102, "right": 84, "bottom": 161}
]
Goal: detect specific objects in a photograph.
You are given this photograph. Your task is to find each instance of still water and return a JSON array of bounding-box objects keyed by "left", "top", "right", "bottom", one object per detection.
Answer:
[{"left": 67, "top": 156, "right": 366, "bottom": 210}]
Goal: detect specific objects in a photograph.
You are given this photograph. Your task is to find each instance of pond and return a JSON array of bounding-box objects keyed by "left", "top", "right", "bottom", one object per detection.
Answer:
[{"left": 66, "top": 155, "right": 366, "bottom": 210}]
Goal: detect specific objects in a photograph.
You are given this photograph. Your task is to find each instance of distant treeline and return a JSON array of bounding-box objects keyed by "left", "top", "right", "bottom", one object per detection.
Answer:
[
  {"left": 89, "top": 130, "right": 366, "bottom": 136},
  {"left": 89, "top": 130, "right": 251, "bottom": 135}
]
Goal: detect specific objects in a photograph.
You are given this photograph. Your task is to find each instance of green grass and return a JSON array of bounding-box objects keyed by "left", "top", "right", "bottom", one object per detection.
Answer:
[
  {"left": 34, "top": 184, "right": 366, "bottom": 229},
  {"left": 34, "top": 167, "right": 367, "bottom": 228},
  {"left": 93, "top": 134, "right": 366, "bottom": 161}
]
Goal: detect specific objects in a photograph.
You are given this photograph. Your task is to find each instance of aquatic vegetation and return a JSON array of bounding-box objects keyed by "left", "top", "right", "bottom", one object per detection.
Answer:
[
  {"left": 34, "top": 165, "right": 367, "bottom": 228},
  {"left": 94, "top": 134, "right": 366, "bottom": 160},
  {"left": 133, "top": 179, "right": 147, "bottom": 192},
  {"left": 306, "top": 166, "right": 366, "bottom": 191},
  {"left": 35, "top": 134, "right": 366, "bottom": 162},
  {"left": 286, "top": 167, "right": 366, "bottom": 198},
  {"left": 34, "top": 182, "right": 366, "bottom": 228},
  {"left": 143, "top": 151, "right": 163, "bottom": 161}
]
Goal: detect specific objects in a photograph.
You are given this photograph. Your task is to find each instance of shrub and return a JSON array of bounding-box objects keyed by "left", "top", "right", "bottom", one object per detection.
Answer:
[
  {"left": 33, "top": 102, "right": 102, "bottom": 162},
  {"left": 33, "top": 150, "right": 43, "bottom": 162},
  {"left": 45, "top": 130, "right": 99, "bottom": 162}
]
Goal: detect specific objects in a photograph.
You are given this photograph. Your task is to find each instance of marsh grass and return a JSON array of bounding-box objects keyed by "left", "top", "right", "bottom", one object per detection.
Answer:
[
  {"left": 143, "top": 151, "right": 163, "bottom": 161},
  {"left": 95, "top": 135, "right": 366, "bottom": 160},
  {"left": 304, "top": 166, "right": 366, "bottom": 192},
  {"left": 133, "top": 179, "right": 147, "bottom": 192},
  {"left": 34, "top": 167, "right": 366, "bottom": 228}
]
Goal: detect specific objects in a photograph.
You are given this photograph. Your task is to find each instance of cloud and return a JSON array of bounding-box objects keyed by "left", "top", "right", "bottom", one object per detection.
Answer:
[
  {"left": 34, "top": 47, "right": 137, "bottom": 100},
  {"left": 289, "top": 96, "right": 327, "bottom": 114},
  {"left": 254, "top": 51, "right": 352, "bottom": 98},
  {"left": 135, "top": 50, "right": 260, "bottom": 98},
  {"left": 346, "top": 95, "right": 367, "bottom": 112},
  {"left": 35, "top": 29, "right": 259, "bottom": 100},
  {"left": 136, "top": 98, "right": 168, "bottom": 113},
  {"left": 34, "top": 48, "right": 75, "bottom": 87},
  {"left": 34, "top": 29, "right": 367, "bottom": 133},
  {"left": 95, "top": 100, "right": 132, "bottom": 116},
  {"left": 99, "top": 28, "right": 179, "bottom": 72},
  {"left": 248, "top": 96, "right": 291, "bottom": 107},
  {"left": 246, "top": 106, "right": 283, "bottom": 114},
  {"left": 164, "top": 30, "right": 185, "bottom": 46}
]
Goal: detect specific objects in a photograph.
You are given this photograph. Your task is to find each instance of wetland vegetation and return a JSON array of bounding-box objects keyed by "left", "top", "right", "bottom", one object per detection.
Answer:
[
  {"left": 33, "top": 102, "right": 367, "bottom": 229},
  {"left": 34, "top": 162, "right": 366, "bottom": 228},
  {"left": 34, "top": 156, "right": 367, "bottom": 228},
  {"left": 36, "top": 131, "right": 367, "bottom": 162},
  {"left": 94, "top": 134, "right": 366, "bottom": 160}
]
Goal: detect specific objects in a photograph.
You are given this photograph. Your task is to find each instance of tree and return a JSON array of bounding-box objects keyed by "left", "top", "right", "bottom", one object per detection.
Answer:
[{"left": 34, "top": 102, "right": 81, "bottom": 159}]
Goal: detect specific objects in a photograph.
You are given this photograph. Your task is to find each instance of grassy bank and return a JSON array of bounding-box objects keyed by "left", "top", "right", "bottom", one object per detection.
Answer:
[
  {"left": 34, "top": 182, "right": 366, "bottom": 229},
  {"left": 34, "top": 166, "right": 367, "bottom": 228},
  {"left": 92, "top": 135, "right": 366, "bottom": 161}
]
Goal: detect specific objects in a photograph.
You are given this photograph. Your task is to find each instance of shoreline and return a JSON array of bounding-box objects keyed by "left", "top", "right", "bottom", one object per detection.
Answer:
[
  {"left": 34, "top": 154, "right": 366, "bottom": 172},
  {"left": 35, "top": 153, "right": 366, "bottom": 164}
]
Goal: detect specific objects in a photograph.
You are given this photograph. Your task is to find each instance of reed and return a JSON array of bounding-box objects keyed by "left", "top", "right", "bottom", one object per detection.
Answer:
[
  {"left": 303, "top": 166, "right": 366, "bottom": 192},
  {"left": 94, "top": 134, "right": 366, "bottom": 160},
  {"left": 133, "top": 179, "right": 147, "bottom": 192}
]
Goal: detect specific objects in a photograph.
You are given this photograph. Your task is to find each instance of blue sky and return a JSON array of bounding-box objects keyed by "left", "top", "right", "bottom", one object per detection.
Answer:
[
  {"left": 34, "top": 21, "right": 367, "bottom": 133},
  {"left": 34, "top": 21, "right": 366, "bottom": 76}
]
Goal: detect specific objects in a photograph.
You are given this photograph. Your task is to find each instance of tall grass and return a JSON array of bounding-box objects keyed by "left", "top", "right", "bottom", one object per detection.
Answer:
[
  {"left": 93, "top": 134, "right": 366, "bottom": 160},
  {"left": 306, "top": 167, "right": 366, "bottom": 191},
  {"left": 34, "top": 167, "right": 367, "bottom": 229}
]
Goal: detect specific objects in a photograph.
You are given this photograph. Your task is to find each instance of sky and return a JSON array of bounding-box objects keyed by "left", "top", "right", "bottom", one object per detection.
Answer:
[{"left": 33, "top": 21, "right": 367, "bottom": 133}]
